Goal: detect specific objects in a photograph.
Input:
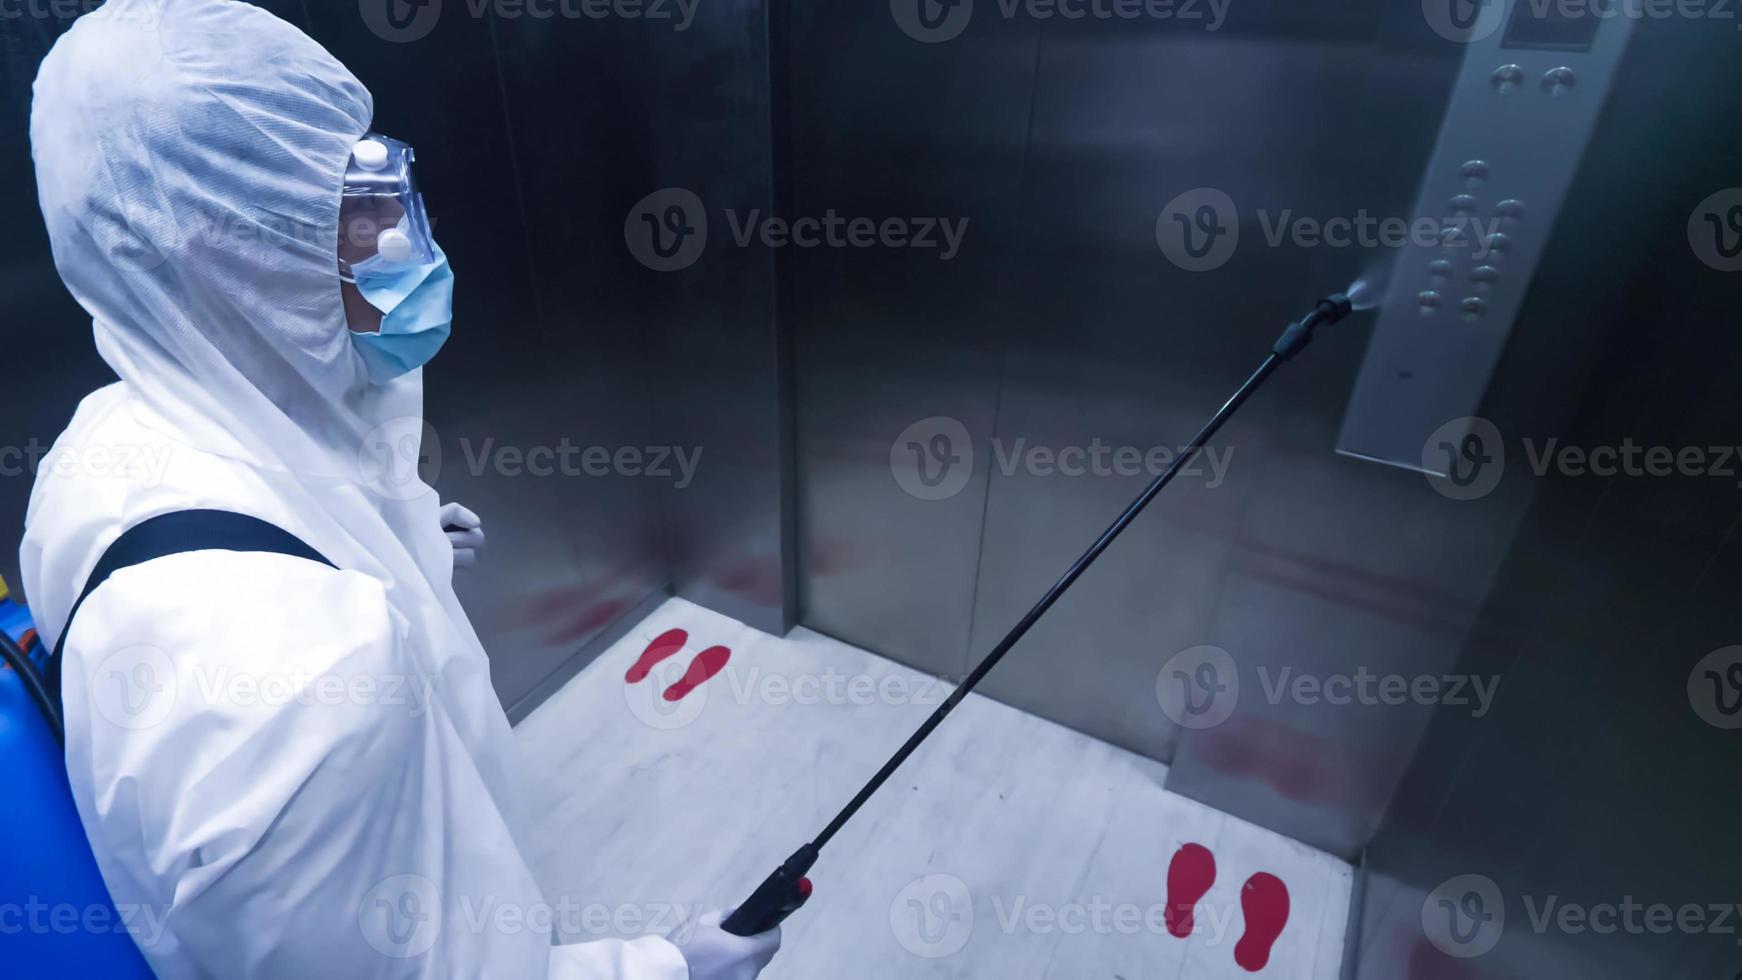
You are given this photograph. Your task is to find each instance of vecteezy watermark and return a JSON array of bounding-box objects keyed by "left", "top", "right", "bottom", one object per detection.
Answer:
[
  {"left": 986, "top": 891, "right": 1255, "bottom": 945},
  {"left": 0, "top": 440, "right": 174, "bottom": 487},
  {"left": 358, "top": 417, "right": 441, "bottom": 502},
  {"left": 890, "top": 417, "right": 975, "bottom": 502},
  {"left": 458, "top": 439, "right": 703, "bottom": 489},
  {"left": 0, "top": 0, "right": 164, "bottom": 25},
  {"left": 1689, "top": 646, "right": 1742, "bottom": 730},
  {"left": 1423, "top": 874, "right": 1742, "bottom": 958},
  {"left": 991, "top": 437, "right": 1234, "bottom": 487},
  {"left": 97, "top": 202, "right": 441, "bottom": 274},
  {"left": 890, "top": 0, "right": 1230, "bottom": 43},
  {"left": 625, "top": 658, "right": 954, "bottom": 730},
  {"left": 86, "top": 645, "right": 440, "bottom": 732},
  {"left": 1423, "top": 416, "right": 1742, "bottom": 501},
  {"left": 1156, "top": 646, "right": 1501, "bottom": 730},
  {"left": 888, "top": 877, "right": 1272, "bottom": 956},
  {"left": 1690, "top": 189, "right": 1742, "bottom": 272},
  {"left": 1256, "top": 666, "right": 1500, "bottom": 718},
  {"left": 0, "top": 898, "right": 172, "bottom": 949},
  {"left": 888, "top": 417, "right": 1234, "bottom": 502},
  {"left": 1155, "top": 188, "right": 1240, "bottom": 272},
  {"left": 1422, "top": 874, "right": 1507, "bottom": 958},
  {"left": 625, "top": 188, "right": 969, "bottom": 271},
  {"left": 358, "top": 875, "right": 709, "bottom": 959},
  {"left": 1156, "top": 188, "right": 1504, "bottom": 273},
  {"left": 360, "top": 0, "right": 699, "bottom": 43},
  {"left": 1420, "top": 0, "right": 1509, "bottom": 43},
  {"left": 1422, "top": 417, "right": 1506, "bottom": 502},
  {"left": 1156, "top": 645, "right": 1240, "bottom": 730},
  {"left": 1425, "top": 0, "right": 1742, "bottom": 45},
  {"left": 356, "top": 418, "right": 701, "bottom": 502},
  {"left": 890, "top": 874, "right": 976, "bottom": 958}
]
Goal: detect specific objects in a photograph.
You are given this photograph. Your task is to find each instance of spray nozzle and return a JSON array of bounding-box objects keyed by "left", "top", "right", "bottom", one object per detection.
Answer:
[{"left": 1272, "top": 293, "right": 1357, "bottom": 361}]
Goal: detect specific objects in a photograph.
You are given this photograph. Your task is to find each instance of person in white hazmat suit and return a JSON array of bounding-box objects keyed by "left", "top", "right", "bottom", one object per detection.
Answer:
[{"left": 20, "top": 1, "right": 781, "bottom": 977}]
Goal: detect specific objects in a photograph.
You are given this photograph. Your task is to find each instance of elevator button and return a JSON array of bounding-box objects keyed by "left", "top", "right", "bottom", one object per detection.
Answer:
[
  {"left": 1492, "top": 65, "right": 1525, "bottom": 94},
  {"left": 1428, "top": 259, "right": 1454, "bottom": 280},
  {"left": 1461, "top": 297, "right": 1488, "bottom": 321},
  {"left": 1542, "top": 67, "right": 1577, "bottom": 96},
  {"left": 1448, "top": 194, "right": 1479, "bottom": 215},
  {"left": 1419, "top": 290, "right": 1444, "bottom": 315},
  {"left": 1460, "top": 160, "right": 1491, "bottom": 188}
]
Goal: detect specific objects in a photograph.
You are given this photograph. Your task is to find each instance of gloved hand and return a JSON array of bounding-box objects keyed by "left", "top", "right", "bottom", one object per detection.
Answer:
[
  {"left": 439, "top": 502, "right": 485, "bottom": 569},
  {"left": 675, "top": 909, "right": 781, "bottom": 980}
]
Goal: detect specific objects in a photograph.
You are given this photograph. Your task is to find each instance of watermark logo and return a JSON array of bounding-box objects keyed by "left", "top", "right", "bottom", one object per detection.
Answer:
[
  {"left": 891, "top": 416, "right": 975, "bottom": 501},
  {"left": 890, "top": 874, "right": 975, "bottom": 958},
  {"left": 0, "top": 440, "right": 174, "bottom": 487},
  {"left": 96, "top": 212, "right": 170, "bottom": 273},
  {"left": 891, "top": 0, "right": 1228, "bottom": 41},
  {"left": 89, "top": 645, "right": 178, "bottom": 732},
  {"left": 625, "top": 188, "right": 709, "bottom": 272},
  {"left": 359, "top": 874, "right": 443, "bottom": 958},
  {"left": 358, "top": 417, "right": 441, "bottom": 502},
  {"left": 1157, "top": 188, "right": 1239, "bottom": 273},
  {"left": 623, "top": 655, "right": 712, "bottom": 730},
  {"left": 1423, "top": 874, "right": 1506, "bottom": 958},
  {"left": 87, "top": 658, "right": 438, "bottom": 732},
  {"left": 1428, "top": 419, "right": 1742, "bottom": 501},
  {"left": 1423, "top": 417, "right": 1505, "bottom": 501},
  {"left": 1426, "top": 877, "right": 1742, "bottom": 957},
  {"left": 1689, "top": 646, "right": 1742, "bottom": 730},
  {"left": 0, "top": 0, "right": 166, "bottom": 28},
  {"left": 1156, "top": 645, "right": 1239, "bottom": 729},
  {"left": 1256, "top": 666, "right": 1500, "bottom": 718},
  {"left": 0, "top": 898, "right": 172, "bottom": 949},
  {"left": 628, "top": 191, "right": 967, "bottom": 269},
  {"left": 361, "top": 0, "right": 443, "bottom": 43},
  {"left": 1690, "top": 189, "right": 1742, "bottom": 272},
  {"left": 1159, "top": 191, "right": 1505, "bottom": 273},
  {"left": 1422, "top": 0, "right": 1508, "bottom": 44},
  {"left": 457, "top": 439, "right": 703, "bottom": 487},
  {"left": 991, "top": 438, "right": 1233, "bottom": 487},
  {"left": 891, "top": 0, "right": 974, "bottom": 41},
  {"left": 1157, "top": 648, "right": 1498, "bottom": 727}
]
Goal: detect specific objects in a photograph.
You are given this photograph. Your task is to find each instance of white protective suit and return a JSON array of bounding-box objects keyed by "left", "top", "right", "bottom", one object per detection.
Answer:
[{"left": 22, "top": 1, "right": 688, "bottom": 977}]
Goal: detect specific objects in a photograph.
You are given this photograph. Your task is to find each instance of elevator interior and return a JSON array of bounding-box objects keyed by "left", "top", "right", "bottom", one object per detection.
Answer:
[{"left": 3, "top": 1, "right": 1740, "bottom": 976}]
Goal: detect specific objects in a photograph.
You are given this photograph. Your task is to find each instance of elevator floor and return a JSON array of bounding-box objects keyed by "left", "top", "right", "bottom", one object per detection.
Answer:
[{"left": 516, "top": 598, "right": 1353, "bottom": 978}]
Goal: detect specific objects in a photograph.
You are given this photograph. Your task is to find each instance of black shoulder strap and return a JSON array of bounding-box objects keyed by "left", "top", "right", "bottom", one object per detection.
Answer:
[{"left": 47, "top": 510, "right": 336, "bottom": 700}]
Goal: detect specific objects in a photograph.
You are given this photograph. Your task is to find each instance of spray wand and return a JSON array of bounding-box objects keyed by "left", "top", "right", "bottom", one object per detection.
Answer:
[{"left": 722, "top": 287, "right": 1371, "bottom": 936}]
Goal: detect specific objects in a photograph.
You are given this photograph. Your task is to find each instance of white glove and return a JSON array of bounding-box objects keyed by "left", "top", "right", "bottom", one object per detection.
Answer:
[
  {"left": 674, "top": 909, "right": 781, "bottom": 980},
  {"left": 439, "top": 502, "right": 485, "bottom": 569}
]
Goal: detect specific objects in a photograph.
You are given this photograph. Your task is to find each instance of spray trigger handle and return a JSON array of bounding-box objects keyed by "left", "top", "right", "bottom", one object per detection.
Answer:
[{"left": 721, "top": 845, "right": 817, "bottom": 937}]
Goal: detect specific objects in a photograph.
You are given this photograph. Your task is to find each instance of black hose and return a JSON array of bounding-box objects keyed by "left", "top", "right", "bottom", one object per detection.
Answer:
[{"left": 0, "top": 629, "right": 64, "bottom": 746}]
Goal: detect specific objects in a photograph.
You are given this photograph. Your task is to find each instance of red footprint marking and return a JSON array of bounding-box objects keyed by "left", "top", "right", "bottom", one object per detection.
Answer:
[
  {"left": 662, "top": 645, "right": 731, "bottom": 702},
  {"left": 626, "top": 629, "right": 688, "bottom": 684},
  {"left": 1235, "top": 872, "right": 1289, "bottom": 972},
  {"left": 1164, "top": 843, "right": 1217, "bottom": 938}
]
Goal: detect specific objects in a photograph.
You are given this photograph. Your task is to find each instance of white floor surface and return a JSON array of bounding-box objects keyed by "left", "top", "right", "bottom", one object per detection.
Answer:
[{"left": 515, "top": 598, "right": 1353, "bottom": 979}]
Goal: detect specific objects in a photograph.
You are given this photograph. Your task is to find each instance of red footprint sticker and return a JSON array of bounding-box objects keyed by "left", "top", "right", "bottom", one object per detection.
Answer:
[
  {"left": 1164, "top": 843, "right": 1217, "bottom": 938},
  {"left": 626, "top": 629, "right": 688, "bottom": 684},
  {"left": 1235, "top": 872, "right": 1289, "bottom": 972},
  {"left": 663, "top": 645, "right": 731, "bottom": 702}
]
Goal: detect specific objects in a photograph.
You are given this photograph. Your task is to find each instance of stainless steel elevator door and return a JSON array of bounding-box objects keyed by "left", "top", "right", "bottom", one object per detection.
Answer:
[{"left": 790, "top": 3, "right": 1544, "bottom": 858}]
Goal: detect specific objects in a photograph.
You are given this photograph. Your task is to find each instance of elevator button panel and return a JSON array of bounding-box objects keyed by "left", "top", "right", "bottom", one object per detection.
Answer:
[{"left": 1335, "top": 9, "right": 1634, "bottom": 475}]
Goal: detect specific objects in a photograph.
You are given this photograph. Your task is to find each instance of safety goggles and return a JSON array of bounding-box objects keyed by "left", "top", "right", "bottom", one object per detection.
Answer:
[{"left": 338, "top": 134, "right": 435, "bottom": 282}]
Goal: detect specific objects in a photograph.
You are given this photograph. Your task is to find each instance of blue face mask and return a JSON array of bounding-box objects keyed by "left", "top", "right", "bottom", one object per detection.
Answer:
[{"left": 349, "top": 242, "right": 454, "bottom": 384}]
